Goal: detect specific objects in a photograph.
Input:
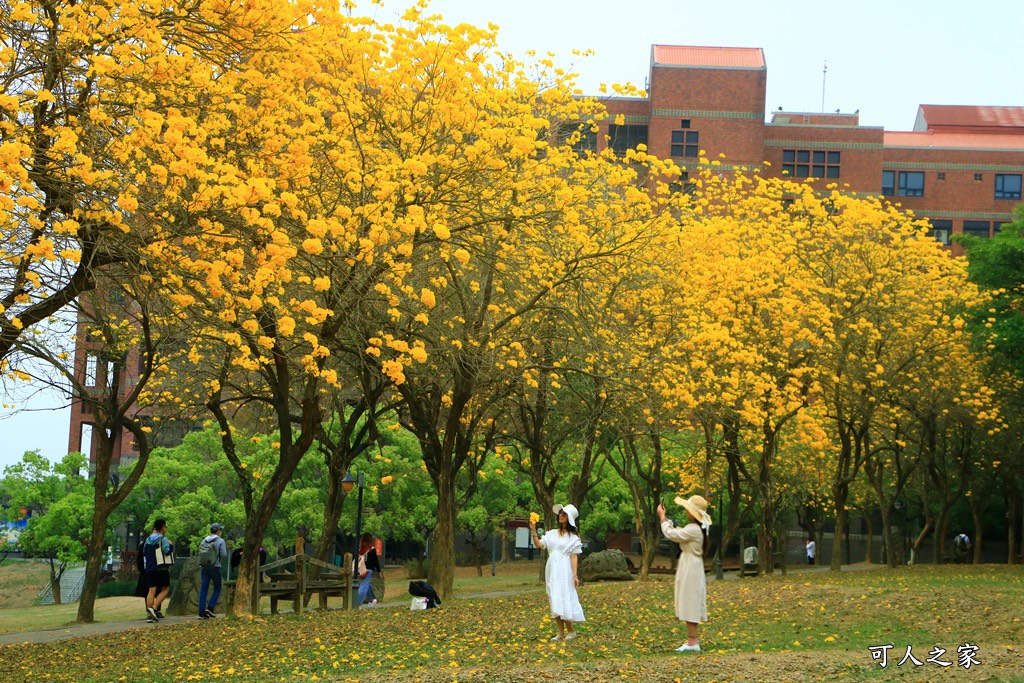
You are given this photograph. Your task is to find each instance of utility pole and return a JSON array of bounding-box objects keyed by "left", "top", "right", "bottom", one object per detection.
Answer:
[{"left": 821, "top": 61, "right": 828, "bottom": 113}]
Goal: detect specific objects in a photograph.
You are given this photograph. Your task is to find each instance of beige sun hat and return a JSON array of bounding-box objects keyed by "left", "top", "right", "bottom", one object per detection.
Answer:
[{"left": 675, "top": 495, "right": 712, "bottom": 528}]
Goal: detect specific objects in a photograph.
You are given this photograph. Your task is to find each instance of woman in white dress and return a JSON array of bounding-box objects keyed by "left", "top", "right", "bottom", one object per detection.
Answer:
[
  {"left": 529, "top": 503, "right": 585, "bottom": 641},
  {"left": 658, "top": 495, "right": 712, "bottom": 652}
]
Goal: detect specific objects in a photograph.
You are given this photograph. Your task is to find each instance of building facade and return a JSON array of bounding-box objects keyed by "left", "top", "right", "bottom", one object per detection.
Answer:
[{"left": 584, "top": 45, "right": 1024, "bottom": 248}]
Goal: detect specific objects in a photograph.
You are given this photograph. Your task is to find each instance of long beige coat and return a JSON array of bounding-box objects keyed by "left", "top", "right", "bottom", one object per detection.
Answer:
[{"left": 661, "top": 519, "right": 707, "bottom": 623}]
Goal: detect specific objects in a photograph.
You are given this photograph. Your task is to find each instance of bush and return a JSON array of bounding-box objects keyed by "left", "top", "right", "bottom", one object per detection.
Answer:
[
  {"left": 404, "top": 558, "right": 429, "bottom": 579},
  {"left": 455, "top": 552, "right": 478, "bottom": 567},
  {"left": 98, "top": 580, "right": 137, "bottom": 598}
]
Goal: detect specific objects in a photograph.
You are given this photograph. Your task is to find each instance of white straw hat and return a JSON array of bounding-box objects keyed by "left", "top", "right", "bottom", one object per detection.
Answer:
[{"left": 552, "top": 503, "right": 579, "bottom": 528}]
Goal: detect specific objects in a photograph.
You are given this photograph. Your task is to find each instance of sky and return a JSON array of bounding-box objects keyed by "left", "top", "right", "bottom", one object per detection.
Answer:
[{"left": 1, "top": 0, "right": 1021, "bottom": 471}]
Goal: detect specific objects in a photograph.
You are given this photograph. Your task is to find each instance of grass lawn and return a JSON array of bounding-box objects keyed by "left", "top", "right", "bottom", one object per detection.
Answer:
[
  {"left": 2, "top": 565, "right": 1022, "bottom": 682},
  {"left": 0, "top": 561, "right": 544, "bottom": 636},
  {"left": 0, "top": 559, "right": 54, "bottom": 610}
]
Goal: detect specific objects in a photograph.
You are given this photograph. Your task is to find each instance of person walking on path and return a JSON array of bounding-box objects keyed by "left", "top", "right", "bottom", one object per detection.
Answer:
[
  {"left": 132, "top": 538, "right": 148, "bottom": 619},
  {"left": 143, "top": 519, "right": 175, "bottom": 623},
  {"left": 530, "top": 503, "right": 585, "bottom": 641},
  {"left": 658, "top": 495, "right": 712, "bottom": 652},
  {"left": 198, "top": 522, "right": 229, "bottom": 619},
  {"left": 354, "top": 533, "right": 382, "bottom": 608},
  {"left": 806, "top": 537, "right": 816, "bottom": 565}
]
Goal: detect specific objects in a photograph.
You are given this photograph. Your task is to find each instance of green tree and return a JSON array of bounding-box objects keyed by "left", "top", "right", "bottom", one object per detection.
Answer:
[
  {"left": 960, "top": 207, "right": 1024, "bottom": 382},
  {"left": 0, "top": 452, "right": 92, "bottom": 603}
]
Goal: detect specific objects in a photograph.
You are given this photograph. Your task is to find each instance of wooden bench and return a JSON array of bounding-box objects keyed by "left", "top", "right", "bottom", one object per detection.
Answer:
[
  {"left": 629, "top": 564, "right": 675, "bottom": 575},
  {"left": 222, "top": 554, "right": 355, "bottom": 615}
]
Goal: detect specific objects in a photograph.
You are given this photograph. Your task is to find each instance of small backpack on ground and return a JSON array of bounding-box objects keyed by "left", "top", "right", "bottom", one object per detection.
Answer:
[{"left": 198, "top": 536, "right": 218, "bottom": 568}]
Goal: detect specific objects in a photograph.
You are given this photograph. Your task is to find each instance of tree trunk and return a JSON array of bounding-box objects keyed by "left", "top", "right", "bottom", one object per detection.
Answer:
[
  {"left": 864, "top": 513, "right": 874, "bottom": 564},
  {"left": 314, "top": 475, "right": 346, "bottom": 566},
  {"left": 50, "top": 570, "right": 63, "bottom": 606},
  {"left": 1009, "top": 491, "right": 1020, "bottom": 565},
  {"left": 303, "top": 476, "right": 348, "bottom": 608},
  {"left": 911, "top": 516, "right": 933, "bottom": 566},
  {"left": 233, "top": 473, "right": 309, "bottom": 616},
  {"left": 638, "top": 522, "right": 659, "bottom": 580},
  {"left": 935, "top": 506, "right": 952, "bottom": 564},
  {"left": 500, "top": 530, "right": 510, "bottom": 563},
  {"left": 428, "top": 473, "right": 457, "bottom": 600},
  {"left": 757, "top": 423, "right": 778, "bottom": 576},
  {"left": 879, "top": 506, "right": 897, "bottom": 568},
  {"left": 757, "top": 513, "right": 775, "bottom": 576},
  {"left": 969, "top": 496, "right": 983, "bottom": 565},
  {"left": 830, "top": 489, "right": 848, "bottom": 571},
  {"left": 232, "top": 530, "right": 265, "bottom": 616},
  {"left": 76, "top": 500, "right": 112, "bottom": 622}
]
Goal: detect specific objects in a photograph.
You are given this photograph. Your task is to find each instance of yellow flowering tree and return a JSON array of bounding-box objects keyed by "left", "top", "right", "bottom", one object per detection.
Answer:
[{"left": 0, "top": 0, "right": 324, "bottom": 364}]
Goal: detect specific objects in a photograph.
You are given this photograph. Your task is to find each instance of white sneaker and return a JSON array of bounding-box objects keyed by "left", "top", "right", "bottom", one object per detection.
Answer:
[
  {"left": 563, "top": 632, "right": 576, "bottom": 641},
  {"left": 675, "top": 642, "right": 700, "bottom": 652},
  {"left": 550, "top": 634, "right": 563, "bottom": 641}
]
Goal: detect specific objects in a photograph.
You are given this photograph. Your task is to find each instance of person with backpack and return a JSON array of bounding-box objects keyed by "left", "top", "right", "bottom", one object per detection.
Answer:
[
  {"left": 954, "top": 532, "right": 972, "bottom": 564},
  {"left": 354, "top": 533, "right": 381, "bottom": 608},
  {"left": 658, "top": 496, "right": 713, "bottom": 652},
  {"left": 197, "top": 522, "right": 229, "bottom": 619},
  {"left": 143, "top": 518, "right": 175, "bottom": 623}
]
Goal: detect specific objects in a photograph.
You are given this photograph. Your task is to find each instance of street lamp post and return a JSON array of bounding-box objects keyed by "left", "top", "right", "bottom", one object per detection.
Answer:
[
  {"left": 714, "top": 488, "right": 724, "bottom": 581},
  {"left": 341, "top": 472, "right": 365, "bottom": 568}
]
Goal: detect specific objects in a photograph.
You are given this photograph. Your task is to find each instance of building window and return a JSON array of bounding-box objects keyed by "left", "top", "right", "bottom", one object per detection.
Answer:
[
  {"left": 995, "top": 174, "right": 1022, "bottom": 200},
  {"left": 669, "top": 172, "right": 697, "bottom": 195},
  {"left": 995, "top": 221, "right": 1009, "bottom": 234},
  {"left": 106, "top": 360, "right": 117, "bottom": 389},
  {"left": 963, "top": 220, "right": 991, "bottom": 239},
  {"left": 925, "top": 219, "right": 952, "bottom": 246},
  {"left": 680, "top": 119, "right": 691, "bottom": 129},
  {"left": 608, "top": 124, "right": 648, "bottom": 156},
  {"left": 974, "top": 173, "right": 983, "bottom": 182},
  {"left": 937, "top": 172, "right": 946, "bottom": 180},
  {"left": 783, "top": 150, "right": 839, "bottom": 178},
  {"left": 671, "top": 130, "right": 699, "bottom": 158},
  {"left": 555, "top": 121, "right": 597, "bottom": 155},
  {"left": 84, "top": 353, "right": 98, "bottom": 388},
  {"left": 80, "top": 424, "right": 94, "bottom": 458},
  {"left": 882, "top": 170, "right": 895, "bottom": 196},
  {"left": 897, "top": 171, "right": 925, "bottom": 197}
]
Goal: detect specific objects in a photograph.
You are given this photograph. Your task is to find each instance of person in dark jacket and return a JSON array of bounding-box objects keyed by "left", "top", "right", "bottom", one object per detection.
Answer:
[
  {"left": 354, "top": 533, "right": 382, "bottom": 607},
  {"left": 132, "top": 539, "right": 148, "bottom": 618}
]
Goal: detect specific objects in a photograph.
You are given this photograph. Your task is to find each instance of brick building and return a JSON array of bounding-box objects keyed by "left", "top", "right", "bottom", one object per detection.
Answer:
[{"left": 583, "top": 45, "right": 1024, "bottom": 247}]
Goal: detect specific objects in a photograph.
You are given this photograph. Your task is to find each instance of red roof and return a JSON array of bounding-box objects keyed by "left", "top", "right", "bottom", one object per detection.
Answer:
[
  {"left": 885, "top": 131, "right": 1024, "bottom": 151},
  {"left": 918, "top": 105, "right": 1024, "bottom": 129},
  {"left": 652, "top": 45, "right": 765, "bottom": 69}
]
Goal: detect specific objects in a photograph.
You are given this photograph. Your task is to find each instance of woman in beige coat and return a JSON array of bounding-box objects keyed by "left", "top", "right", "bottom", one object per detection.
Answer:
[{"left": 657, "top": 495, "right": 712, "bottom": 652}]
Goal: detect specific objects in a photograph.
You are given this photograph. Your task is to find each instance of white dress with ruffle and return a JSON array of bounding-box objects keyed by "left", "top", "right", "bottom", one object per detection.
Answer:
[{"left": 541, "top": 529, "right": 586, "bottom": 622}]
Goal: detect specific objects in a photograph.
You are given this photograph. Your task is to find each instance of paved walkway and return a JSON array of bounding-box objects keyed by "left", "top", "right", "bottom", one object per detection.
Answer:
[{"left": 0, "top": 565, "right": 883, "bottom": 647}]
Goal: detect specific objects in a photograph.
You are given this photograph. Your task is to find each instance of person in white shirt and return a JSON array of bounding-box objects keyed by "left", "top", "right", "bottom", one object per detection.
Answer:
[
  {"left": 530, "top": 504, "right": 585, "bottom": 642},
  {"left": 806, "top": 538, "right": 816, "bottom": 565}
]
